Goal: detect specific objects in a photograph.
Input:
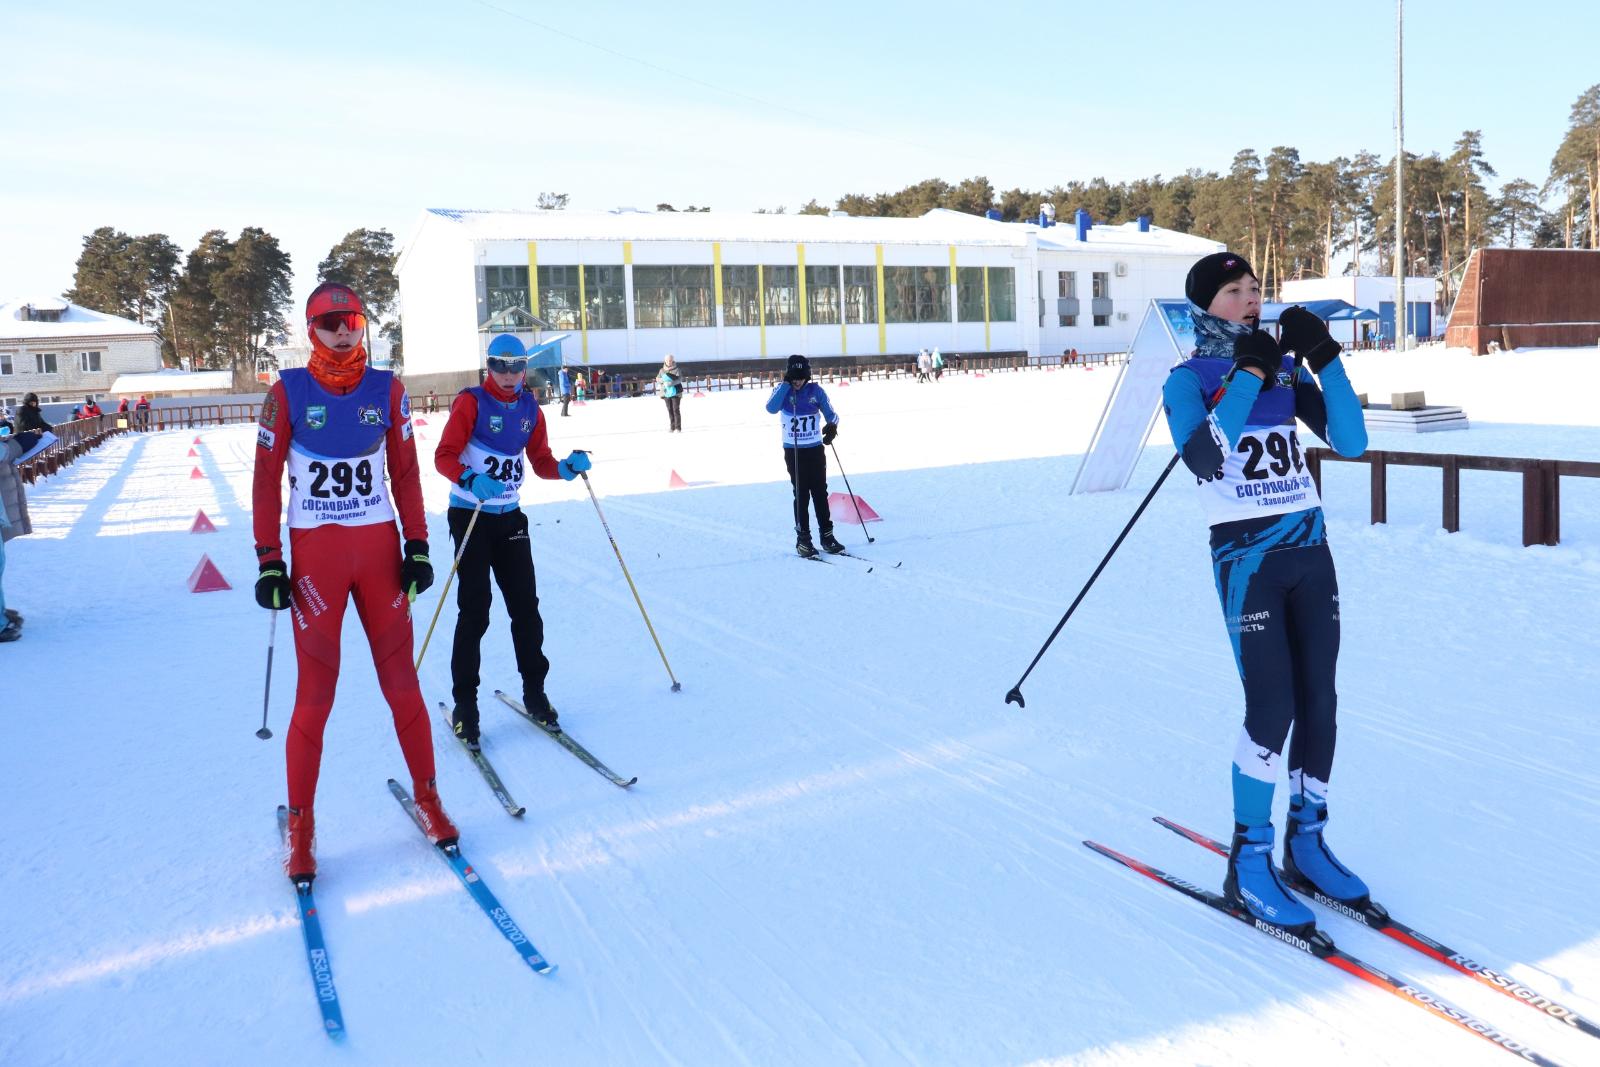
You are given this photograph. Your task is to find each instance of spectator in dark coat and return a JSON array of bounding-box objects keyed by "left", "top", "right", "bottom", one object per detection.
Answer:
[
  {"left": 0, "top": 427, "right": 36, "bottom": 641},
  {"left": 17, "top": 394, "right": 51, "bottom": 435}
]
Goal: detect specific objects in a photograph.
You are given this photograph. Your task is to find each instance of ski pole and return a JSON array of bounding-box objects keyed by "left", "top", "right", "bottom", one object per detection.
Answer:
[
  {"left": 578, "top": 468, "right": 681, "bottom": 692},
  {"left": 1004, "top": 453, "right": 1180, "bottom": 708},
  {"left": 828, "top": 442, "right": 873, "bottom": 543},
  {"left": 257, "top": 608, "right": 279, "bottom": 740},
  {"left": 414, "top": 501, "right": 483, "bottom": 672}
]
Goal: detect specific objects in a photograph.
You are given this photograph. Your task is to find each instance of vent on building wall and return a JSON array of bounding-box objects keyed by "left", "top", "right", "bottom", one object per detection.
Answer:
[
  {"left": 1117, "top": 312, "right": 1129, "bottom": 321},
  {"left": 1113, "top": 262, "right": 1128, "bottom": 277}
]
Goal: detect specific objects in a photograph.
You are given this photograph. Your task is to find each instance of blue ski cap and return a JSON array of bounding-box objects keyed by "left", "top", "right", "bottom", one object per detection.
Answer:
[{"left": 485, "top": 334, "right": 529, "bottom": 372}]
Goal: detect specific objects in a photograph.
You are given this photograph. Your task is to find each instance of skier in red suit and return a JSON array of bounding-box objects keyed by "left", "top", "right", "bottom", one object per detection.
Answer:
[{"left": 252, "top": 282, "right": 457, "bottom": 880}]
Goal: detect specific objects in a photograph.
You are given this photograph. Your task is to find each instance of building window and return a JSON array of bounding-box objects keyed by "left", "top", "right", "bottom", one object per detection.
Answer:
[
  {"left": 34, "top": 352, "right": 58, "bottom": 375},
  {"left": 583, "top": 266, "right": 626, "bottom": 330},
  {"left": 957, "top": 267, "right": 986, "bottom": 322},
  {"left": 486, "top": 265, "right": 531, "bottom": 320},
  {"left": 80, "top": 350, "right": 102, "bottom": 373},
  {"left": 533, "top": 266, "right": 579, "bottom": 329},
  {"left": 1058, "top": 271, "right": 1078, "bottom": 327},
  {"left": 843, "top": 266, "right": 875, "bottom": 324},
  {"left": 764, "top": 266, "right": 799, "bottom": 326},
  {"left": 634, "top": 265, "right": 713, "bottom": 328},
  {"left": 1092, "top": 272, "right": 1109, "bottom": 298},
  {"left": 0, "top": 353, "right": 12, "bottom": 376},
  {"left": 884, "top": 266, "right": 950, "bottom": 324},
  {"left": 806, "top": 266, "right": 840, "bottom": 325},
  {"left": 1093, "top": 314, "right": 1110, "bottom": 326},
  {"left": 721, "top": 266, "right": 759, "bottom": 327},
  {"left": 989, "top": 268, "right": 1016, "bottom": 321}
]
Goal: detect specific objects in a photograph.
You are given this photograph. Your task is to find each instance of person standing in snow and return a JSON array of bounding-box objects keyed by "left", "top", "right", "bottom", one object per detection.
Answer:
[
  {"left": 17, "top": 394, "right": 51, "bottom": 435},
  {"left": 433, "top": 334, "right": 591, "bottom": 746},
  {"left": 765, "top": 354, "right": 842, "bottom": 558},
  {"left": 252, "top": 282, "right": 458, "bottom": 880},
  {"left": 1164, "top": 252, "right": 1369, "bottom": 935},
  {"left": 558, "top": 366, "right": 573, "bottom": 416},
  {"left": 931, "top": 347, "right": 944, "bottom": 381},
  {"left": 915, "top": 348, "right": 931, "bottom": 383},
  {"left": 0, "top": 425, "right": 39, "bottom": 642},
  {"left": 657, "top": 354, "right": 683, "bottom": 432}
]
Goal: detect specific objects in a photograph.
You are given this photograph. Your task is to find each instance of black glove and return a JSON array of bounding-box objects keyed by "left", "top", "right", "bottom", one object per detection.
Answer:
[
  {"left": 400, "top": 540, "right": 433, "bottom": 602},
  {"left": 822, "top": 422, "right": 838, "bottom": 446},
  {"left": 255, "top": 561, "right": 291, "bottom": 610},
  {"left": 1277, "top": 306, "right": 1341, "bottom": 373},
  {"left": 1230, "top": 330, "right": 1283, "bottom": 391}
]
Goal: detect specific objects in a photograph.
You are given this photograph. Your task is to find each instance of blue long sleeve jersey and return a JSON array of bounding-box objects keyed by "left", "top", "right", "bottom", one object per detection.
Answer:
[
  {"left": 765, "top": 381, "right": 840, "bottom": 448},
  {"left": 1164, "top": 356, "right": 1366, "bottom": 555}
]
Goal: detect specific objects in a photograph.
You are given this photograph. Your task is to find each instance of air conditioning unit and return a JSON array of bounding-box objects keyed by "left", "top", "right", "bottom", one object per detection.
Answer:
[
  {"left": 1117, "top": 312, "right": 1129, "bottom": 321},
  {"left": 1113, "top": 262, "right": 1129, "bottom": 277}
]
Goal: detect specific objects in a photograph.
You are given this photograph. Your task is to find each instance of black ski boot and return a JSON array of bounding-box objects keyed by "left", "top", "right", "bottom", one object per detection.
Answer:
[
  {"left": 819, "top": 529, "right": 845, "bottom": 554},
  {"left": 796, "top": 533, "right": 819, "bottom": 559},
  {"left": 525, "top": 690, "right": 560, "bottom": 731},
  {"left": 451, "top": 703, "right": 480, "bottom": 751}
]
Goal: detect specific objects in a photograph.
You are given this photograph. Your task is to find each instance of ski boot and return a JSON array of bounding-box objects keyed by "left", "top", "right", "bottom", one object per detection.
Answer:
[
  {"left": 4, "top": 608, "right": 20, "bottom": 624},
  {"left": 0, "top": 619, "right": 19, "bottom": 643},
  {"left": 819, "top": 528, "right": 845, "bottom": 554},
  {"left": 1283, "top": 797, "right": 1371, "bottom": 908},
  {"left": 524, "top": 689, "right": 559, "bottom": 731},
  {"left": 411, "top": 779, "right": 459, "bottom": 847},
  {"left": 796, "top": 533, "right": 818, "bottom": 559},
  {"left": 451, "top": 702, "right": 480, "bottom": 751},
  {"left": 1223, "top": 822, "right": 1315, "bottom": 935},
  {"left": 285, "top": 806, "right": 316, "bottom": 881}
]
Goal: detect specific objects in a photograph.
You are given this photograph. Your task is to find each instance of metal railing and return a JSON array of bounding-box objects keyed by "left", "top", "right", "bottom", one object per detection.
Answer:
[{"left": 1307, "top": 447, "right": 1600, "bottom": 547}]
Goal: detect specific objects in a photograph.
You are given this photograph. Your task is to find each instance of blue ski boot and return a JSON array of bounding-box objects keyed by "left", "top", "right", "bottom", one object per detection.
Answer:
[
  {"left": 1223, "top": 822, "right": 1316, "bottom": 934},
  {"left": 1283, "top": 797, "right": 1370, "bottom": 908}
]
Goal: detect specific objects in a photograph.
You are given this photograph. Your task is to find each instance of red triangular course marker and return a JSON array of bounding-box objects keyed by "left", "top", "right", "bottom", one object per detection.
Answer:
[
  {"left": 190, "top": 467, "right": 206, "bottom": 479},
  {"left": 414, "top": 416, "right": 428, "bottom": 426},
  {"left": 668, "top": 470, "right": 689, "bottom": 489},
  {"left": 827, "top": 492, "right": 881, "bottom": 523},
  {"left": 192, "top": 436, "right": 202, "bottom": 445},
  {"left": 190, "top": 510, "right": 217, "bottom": 533},
  {"left": 187, "top": 555, "right": 231, "bottom": 592},
  {"left": 187, "top": 447, "right": 199, "bottom": 457}
]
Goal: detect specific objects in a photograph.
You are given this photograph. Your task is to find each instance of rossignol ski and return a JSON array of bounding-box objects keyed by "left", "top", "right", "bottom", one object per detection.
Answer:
[
  {"left": 1083, "top": 839, "right": 1564, "bottom": 1065},
  {"left": 1152, "top": 816, "right": 1600, "bottom": 1043},
  {"left": 437, "top": 702, "right": 525, "bottom": 816},
  {"left": 276, "top": 806, "right": 346, "bottom": 1040},
  {"left": 387, "top": 779, "right": 555, "bottom": 974},
  {"left": 493, "top": 690, "right": 637, "bottom": 788}
]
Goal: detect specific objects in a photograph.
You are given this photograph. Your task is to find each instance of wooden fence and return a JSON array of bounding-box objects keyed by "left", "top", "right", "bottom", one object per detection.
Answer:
[
  {"left": 18, "top": 403, "right": 263, "bottom": 484},
  {"left": 1306, "top": 447, "right": 1600, "bottom": 547}
]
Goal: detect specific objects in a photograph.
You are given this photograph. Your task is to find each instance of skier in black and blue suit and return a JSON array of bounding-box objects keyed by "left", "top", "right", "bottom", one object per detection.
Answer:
[{"left": 1164, "top": 252, "right": 1369, "bottom": 935}]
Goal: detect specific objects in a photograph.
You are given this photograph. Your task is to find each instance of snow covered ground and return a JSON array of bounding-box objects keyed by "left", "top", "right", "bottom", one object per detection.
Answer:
[{"left": 2, "top": 347, "right": 1598, "bottom": 1066}]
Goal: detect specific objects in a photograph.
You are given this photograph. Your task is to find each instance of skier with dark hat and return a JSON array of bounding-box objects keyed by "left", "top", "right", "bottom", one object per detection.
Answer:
[
  {"left": 252, "top": 281, "right": 458, "bottom": 880},
  {"left": 434, "top": 333, "right": 591, "bottom": 745},
  {"left": 765, "top": 354, "right": 842, "bottom": 558},
  {"left": 1164, "top": 251, "right": 1369, "bottom": 934}
]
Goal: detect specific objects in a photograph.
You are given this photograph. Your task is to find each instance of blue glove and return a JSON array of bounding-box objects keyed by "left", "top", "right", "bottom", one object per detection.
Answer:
[
  {"left": 557, "top": 450, "right": 592, "bottom": 481},
  {"left": 459, "top": 470, "right": 506, "bottom": 501}
]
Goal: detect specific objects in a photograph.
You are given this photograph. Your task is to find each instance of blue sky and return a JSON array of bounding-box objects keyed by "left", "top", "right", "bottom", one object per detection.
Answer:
[{"left": 4, "top": 0, "right": 1596, "bottom": 312}]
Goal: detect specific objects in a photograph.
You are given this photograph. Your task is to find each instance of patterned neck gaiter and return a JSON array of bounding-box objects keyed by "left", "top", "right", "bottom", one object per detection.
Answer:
[{"left": 1189, "top": 304, "right": 1253, "bottom": 360}]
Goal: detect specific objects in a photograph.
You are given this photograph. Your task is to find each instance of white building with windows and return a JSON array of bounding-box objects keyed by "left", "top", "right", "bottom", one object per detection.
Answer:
[
  {"left": 395, "top": 208, "right": 1222, "bottom": 384},
  {"left": 0, "top": 296, "right": 162, "bottom": 410}
]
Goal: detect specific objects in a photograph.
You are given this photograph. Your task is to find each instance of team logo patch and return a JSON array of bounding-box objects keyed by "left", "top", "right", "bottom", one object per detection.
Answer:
[
  {"left": 1276, "top": 370, "right": 1294, "bottom": 388},
  {"left": 259, "top": 391, "right": 279, "bottom": 428},
  {"left": 520, "top": 418, "right": 533, "bottom": 433},
  {"left": 306, "top": 405, "right": 327, "bottom": 430},
  {"left": 400, "top": 393, "right": 411, "bottom": 419},
  {"left": 357, "top": 405, "right": 383, "bottom": 426},
  {"left": 489, "top": 415, "right": 503, "bottom": 434},
  {"left": 256, "top": 426, "right": 276, "bottom": 451}
]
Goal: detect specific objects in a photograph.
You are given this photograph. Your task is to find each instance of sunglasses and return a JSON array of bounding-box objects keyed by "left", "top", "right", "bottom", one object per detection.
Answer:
[
  {"left": 311, "top": 311, "right": 367, "bottom": 334},
  {"left": 486, "top": 356, "right": 529, "bottom": 373}
]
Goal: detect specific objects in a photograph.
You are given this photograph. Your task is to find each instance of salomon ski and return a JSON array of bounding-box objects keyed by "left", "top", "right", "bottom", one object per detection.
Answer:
[
  {"left": 387, "top": 780, "right": 555, "bottom": 974},
  {"left": 276, "top": 806, "right": 346, "bottom": 1040}
]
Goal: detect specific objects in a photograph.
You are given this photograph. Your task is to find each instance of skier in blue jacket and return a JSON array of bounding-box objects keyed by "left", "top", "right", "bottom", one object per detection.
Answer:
[
  {"left": 1164, "top": 252, "right": 1369, "bottom": 935},
  {"left": 765, "top": 355, "right": 842, "bottom": 558}
]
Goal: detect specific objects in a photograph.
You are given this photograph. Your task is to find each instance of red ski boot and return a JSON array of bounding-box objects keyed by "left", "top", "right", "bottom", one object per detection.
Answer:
[
  {"left": 411, "top": 779, "right": 459, "bottom": 847},
  {"left": 285, "top": 806, "right": 316, "bottom": 881}
]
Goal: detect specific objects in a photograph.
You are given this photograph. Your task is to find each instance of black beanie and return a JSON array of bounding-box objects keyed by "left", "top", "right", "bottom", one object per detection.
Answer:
[
  {"left": 784, "top": 354, "right": 811, "bottom": 380},
  {"left": 1185, "top": 252, "right": 1257, "bottom": 312}
]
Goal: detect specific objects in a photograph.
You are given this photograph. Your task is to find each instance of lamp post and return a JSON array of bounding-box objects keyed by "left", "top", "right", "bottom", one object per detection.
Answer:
[{"left": 1394, "top": 0, "right": 1407, "bottom": 352}]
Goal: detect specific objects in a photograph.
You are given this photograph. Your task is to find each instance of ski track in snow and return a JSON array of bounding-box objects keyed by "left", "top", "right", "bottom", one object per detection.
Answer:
[{"left": 3, "top": 356, "right": 1598, "bottom": 1066}]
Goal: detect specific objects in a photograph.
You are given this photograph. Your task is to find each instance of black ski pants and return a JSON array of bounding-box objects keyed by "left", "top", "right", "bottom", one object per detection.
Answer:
[
  {"left": 664, "top": 394, "right": 682, "bottom": 431},
  {"left": 449, "top": 507, "right": 549, "bottom": 709},
  {"left": 783, "top": 445, "right": 832, "bottom": 537}
]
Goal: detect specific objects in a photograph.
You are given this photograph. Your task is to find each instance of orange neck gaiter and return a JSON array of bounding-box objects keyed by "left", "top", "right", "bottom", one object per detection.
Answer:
[{"left": 307, "top": 333, "right": 368, "bottom": 394}]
